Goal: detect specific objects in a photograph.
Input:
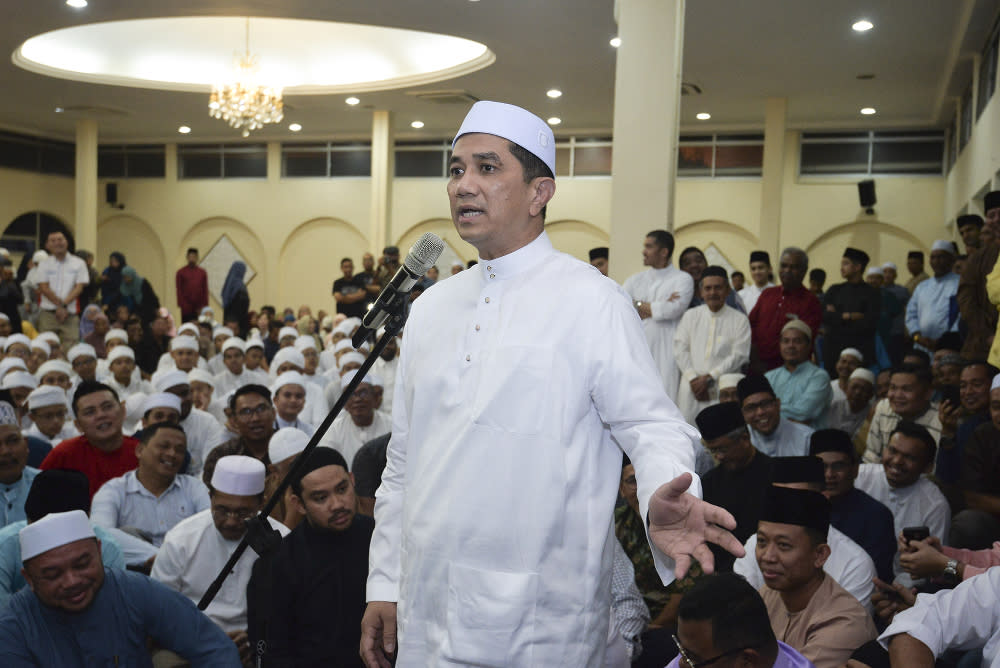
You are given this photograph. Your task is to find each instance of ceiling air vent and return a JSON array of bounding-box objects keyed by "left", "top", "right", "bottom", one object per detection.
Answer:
[
  {"left": 681, "top": 82, "right": 702, "bottom": 96},
  {"left": 407, "top": 90, "right": 480, "bottom": 105}
]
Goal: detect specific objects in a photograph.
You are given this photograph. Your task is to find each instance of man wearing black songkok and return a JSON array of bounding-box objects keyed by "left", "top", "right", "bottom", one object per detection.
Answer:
[
  {"left": 588, "top": 247, "right": 609, "bottom": 276},
  {"left": 822, "top": 248, "right": 881, "bottom": 376}
]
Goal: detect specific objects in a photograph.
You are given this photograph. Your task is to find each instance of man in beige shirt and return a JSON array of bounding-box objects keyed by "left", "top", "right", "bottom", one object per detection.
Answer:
[{"left": 756, "top": 485, "right": 877, "bottom": 668}]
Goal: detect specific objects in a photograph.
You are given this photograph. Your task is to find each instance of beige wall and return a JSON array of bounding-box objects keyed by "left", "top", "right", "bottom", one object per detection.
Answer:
[{"left": 945, "top": 89, "right": 1000, "bottom": 218}]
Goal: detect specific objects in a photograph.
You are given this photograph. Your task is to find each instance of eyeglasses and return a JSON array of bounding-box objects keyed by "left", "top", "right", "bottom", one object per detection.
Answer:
[
  {"left": 211, "top": 507, "right": 257, "bottom": 522},
  {"left": 673, "top": 635, "right": 756, "bottom": 668},
  {"left": 236, "top": 403, "right": 273, "bottom": 419},
  {"left": 741, "top": 397, "right": 776, "bottom": 414}
]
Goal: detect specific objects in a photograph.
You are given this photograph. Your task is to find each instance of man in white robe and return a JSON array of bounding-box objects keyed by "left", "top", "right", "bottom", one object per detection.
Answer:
[
  {"left": 623, "top": 230, "right": 695, "bottom": 399},
  {"left": 673, "top": 266, "right": 750, "bottom": 423},
  {"left": 737, "top": 250, "right": 775, "bottom": 314}
]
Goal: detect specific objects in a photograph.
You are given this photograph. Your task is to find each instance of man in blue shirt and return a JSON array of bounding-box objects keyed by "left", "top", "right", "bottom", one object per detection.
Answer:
[
  {"left": 906, "top": 240, "right": 960, "bottom": 353},
  {"left": 0, "top": 398, "right": 37, "bottom": 528},
  {"left": 765, "top": 320, "right": 832, "bottom": 428}
]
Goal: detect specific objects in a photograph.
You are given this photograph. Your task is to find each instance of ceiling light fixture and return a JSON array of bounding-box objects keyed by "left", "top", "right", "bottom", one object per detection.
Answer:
[
  {"left": 852, "top": 20, "right": 874, "bottom": 32},
  {"left": 547, "top": 89, "right": 562, "bottom": 99},
  {"left": 54, "top": 107, "right": 64, "bottom": 113},
  {"left": 178, "top": 125, "right": 191, "bottom": 134},
  {"left": 860, "top": 107, "right": 876, "bottom": 115},
  {"left": 345, "top": 97, "right": 360, "bottom": 106},
  {"left": 411, "top": 120, "right": 424, "bottom": 129},
  {"left": 208, "top": 18, "right": 284, "bottom": 137},
  {"left": 696, "top": 112, "right": 711, "bottom": 120},
  {"left": 609, "top": 37, "right": 621, "bottom": 48},
  {"left": 65, "top": 0, "right": 88, "bottom": 8},
  {"left": 547, "top": 117, "right": 561, "bottom": 125},
  {"left": 289, "top": 123, "right": 302, "bottom": 132}
]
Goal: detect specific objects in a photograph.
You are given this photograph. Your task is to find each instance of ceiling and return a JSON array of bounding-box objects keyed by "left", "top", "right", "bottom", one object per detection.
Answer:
[{"left": 1, "top": 0, "right": 996, "bottom": 144}]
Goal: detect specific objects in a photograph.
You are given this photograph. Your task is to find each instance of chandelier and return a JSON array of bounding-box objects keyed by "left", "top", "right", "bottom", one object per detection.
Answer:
[{"left": 208, "top": 18, "right": 284, "bottom": 137}]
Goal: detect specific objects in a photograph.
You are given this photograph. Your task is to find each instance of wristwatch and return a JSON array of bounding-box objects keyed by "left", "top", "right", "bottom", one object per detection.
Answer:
[{"left": 942, "top": 558, "right": 960, "bottom": 585}]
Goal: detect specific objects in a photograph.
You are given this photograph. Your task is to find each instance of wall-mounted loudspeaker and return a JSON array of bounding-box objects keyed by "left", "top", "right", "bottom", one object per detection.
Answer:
[
  {"left": 857, "top": 180, "right": 876, "bottom": 214},
  {"left": 105, "top": 183, "right": 118, "bottom": 205}
]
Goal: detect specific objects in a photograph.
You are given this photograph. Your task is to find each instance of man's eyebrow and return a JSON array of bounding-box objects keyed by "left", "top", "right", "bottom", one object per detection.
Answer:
[{"left": 449, "top": 151, "right": 503, "bottom": 164}]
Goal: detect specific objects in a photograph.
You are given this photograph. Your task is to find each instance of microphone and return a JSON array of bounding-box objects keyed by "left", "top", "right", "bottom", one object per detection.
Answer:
[{"left": 352, "top": 232, "right": 445, "bottom": 347}]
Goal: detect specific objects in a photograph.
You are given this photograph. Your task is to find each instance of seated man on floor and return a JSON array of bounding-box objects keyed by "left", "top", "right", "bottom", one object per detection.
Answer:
[
  {"left": 317, "top": 371, "right": 391, "bottom": 465},
  {"left": 764, "top": 320, "right": 832, "bottom": 428},
  {"left": 949, "top": 371, "right": 1000, "bottom": 549},
  {"left": 827, "top": 368, "right": 875, "bottom": 440},
  {"left": 739, "top": 374, "right": 814, "bottom": 457},
  {"left": 863, "top": 364, "right": 941, "bottom": 463},
  {"left": 0, "top": 399, "right": 38, "bottom": 528}
]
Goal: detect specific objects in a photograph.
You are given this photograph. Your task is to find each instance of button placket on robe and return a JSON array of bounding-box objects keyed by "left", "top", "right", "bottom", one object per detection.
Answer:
[{"left": 465, "top": 269, "right": 502, "bottom": 367}]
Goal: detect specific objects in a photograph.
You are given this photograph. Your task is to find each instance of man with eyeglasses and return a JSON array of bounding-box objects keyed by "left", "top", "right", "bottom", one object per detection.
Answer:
[
  {"left": 67, "top": 342, "right": 99, "bottom": 387},
  {"left": 318, "top": 371, "right": 391, "bottom": 465},
  {"left": 738, "top": 375, "right": 813, "bottom": 458},
  {"left": 667, "top": 573, "right": 813, "bottom": 668},
  {"left": 201, "top": 384, "right": 278, "bottom": 486},
  {"left": 153, "top": 454, "right": 289, "bottom": 666}
]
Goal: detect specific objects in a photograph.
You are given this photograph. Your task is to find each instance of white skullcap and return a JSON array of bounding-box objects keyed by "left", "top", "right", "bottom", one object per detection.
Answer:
[
  {"left": 320, "top": 315, "right": 334, "bottom": 330},
  {"left": 337, "top": 351, "right": 366, "bottom": 370},
  {"left": 849, "top": 368, "right": 876, "bottom": 385},
  {"left": 31, "top": 250, "right": 48, "bottom": 264},
  {"left": 19, "top": 510, "right": 95, "bottom": 562},
  {"left": 333, "top": 321, "right": 355, "bottom": 337},
  {"left": 931, "top": 240, "right": 956, "bottom": 254},
  {"left": 27, "top": 385, "right": 67, "bottom": 411},
  {"left": 271, "top": 347, "right": 305, "bottom": 372},
  {"left": 865, "top": 266, "right": 883, "bottom": 277},
  {"left": 141, "top": 392, "right": 182, "bottom": 416},
  {"left": 188, "top": 368, "right": 215, "bottom": 388},
  {"left": 245, "top": 336, "right": 264, "bottom": 350},
  {"left": 151, "top": 369, "right": 189, "bottom": 392},
  {"left": 107, "top": 346, "right": 135, "bottom": 364},
  {"left": 839, "top": 348, "right": 864, "bottom": 362},
  {"left": 177, "top": 323, "right": 199, "bottom": 336},
  {"left": 357, "top": 342, "right": 371, "bottom": 354},
  {"left": 2, "top": 371, "right": 37, "bottom": 390},
  {"left": 272, "top": 371, "right": 306, "bottom": 394},
  {"left": 278, "top": 326, "right": 298, "bottom": 341},
  {"left": 170, "top": 337, "right": 199, "bottom": 352},
  {"left": 882, "top": 262, "right": 897, "bottom": 271},
  {"left": 213, "top": 326, "right": 234, "bottom": 339},
  {"left": 453, "top": 101, "right": 556, "bottom": 176},
  {"left": 0, "top": 358, "right": 28, "bottom": 377},
  {"left": 36, "top": 360, "right": 72, "bottom": 380},
  {"left": 29, "top": 338, "right": 50, "bottom": 356},
  {"left": 368, "top": 372, "right": 384, "bottom": 388},
  {"left": 452, "top": 260, "right": 464, "bottom": 269},
  {"left": 67, "top": 343, "right": 97, "bottom": 363},
  {"left": 333, "top": 339, "right": 354, "bottom": 354},
  {"left": 37, "top": 331, "right": 61, "bottom": 346},
  {"left": 104, "top": 328, "right": 128, "bottom": 344},
  {"left": 268, "top": 427, "right": 309, "bottom": 464},
  {"left": 294, "top": 336, "right": 317, "bottom": 352},
  {"left": 211, "top": 455, "right": 266, "bottom": 496},
  {"left": 4, "top": 334, "right": 30, "bottom": 350},
  {"left": 221, "top": 337, "right": 245, "bottom": 354},
  {"left": 781, "top": 319, "right": 812, "bottom": 341},
  {"left": 718, "top": 373, "right": 745, "bottom": 390},
  {"left": 340, "top": 369, "right": 376, "bottom": 390},
  {"left": 0, "top": 401, "right": 18, "bottom": 426},
  {"left": 123, "top": 392, "right": 148, "bottom": 427},
  {"left": 992, "top": 373, "right": 1000, "bottom": 392}
]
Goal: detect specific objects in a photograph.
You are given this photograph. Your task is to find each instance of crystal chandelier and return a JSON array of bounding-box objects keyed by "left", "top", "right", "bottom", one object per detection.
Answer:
[{"left": 208, "top": 18, "right": 284, "bottom": 137}]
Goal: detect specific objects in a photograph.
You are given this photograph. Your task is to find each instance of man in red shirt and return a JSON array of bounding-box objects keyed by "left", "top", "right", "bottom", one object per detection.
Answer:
[
  {"left": 175, "top": 247, "right": 209, "bottom": 323},
  {"left": 39, "top": 381, "right": 139, "bottom": 499},
  {"left": 749, "top": 247, "right": 822, "bottom": 372}
]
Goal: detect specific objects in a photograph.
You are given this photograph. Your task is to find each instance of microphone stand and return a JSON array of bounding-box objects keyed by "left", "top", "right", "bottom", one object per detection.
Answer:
[{"left": 198, "top": 296, "right": 408, "bottom": 611}]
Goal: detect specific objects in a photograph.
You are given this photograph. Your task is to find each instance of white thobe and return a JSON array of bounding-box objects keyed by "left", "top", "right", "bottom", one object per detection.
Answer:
[
  {"left": 623, "top": 264, "right": 695, "bottom": 399},
  {"left": 212, "top": 368, "right": 267, "bottom": 398},
  {"left": 105, "top": 375, "right": 153, "bottom": 403},
  {"left": 179, "top": 408, "right": 228, "bottom": 478},
  {"left": 374, "top": 355, "right": 399, "bottom": 416},
  {"left": 735, "top": 527, "right": 877, "bottom": 613},
  {"left": 150, "top": 510, "right": 288, "bottom": 632},
  {"left": 368, "top": 233, "right": 700, "bottom": 667},
  {"left": 672, "top": 304, "right": 750, "bottom": 423},
  {"left": 855, "top": 463, "right": 951, "bottom": 587},
  {"left": 23, "top": 421, "right": 79, "bottom": 447},
  {"left": 748, "top": 418, "right": 814, "bottom": 457},
  {"left": 318, "top": 411, "right": 392, "bottom": 466},
  {"left": 738, "top": 282, "right": 774, "bottom": 315},
  {"left": 156, "top": 353, "right": 209, "bottom": 372}
]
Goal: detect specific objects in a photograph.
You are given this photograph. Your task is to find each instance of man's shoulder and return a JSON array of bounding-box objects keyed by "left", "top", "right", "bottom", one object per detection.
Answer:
[{"left": 161, "top": 509, "right": 212, "bottom": 545}]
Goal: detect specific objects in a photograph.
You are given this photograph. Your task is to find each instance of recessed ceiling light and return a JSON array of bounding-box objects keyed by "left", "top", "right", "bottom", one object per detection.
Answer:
[
  {"left": 345, "top": 97, "right": 360, "bottom": 106},
  {"left": 696, "top": 112, "right": 711, "bottom": 120},
  {"left": 852, "top": 20, "right": 874, "bottom": 32},
  {"left": 411, "top": 120, "right": 424, "bottom": 129},
  {"left": 860, "top": 107, "right": 876, "bottom": 115},
  {"left": 856, "top": 73, "right": 876, "bottom": 80},
  {"left": 289, "top": 123, "right": 302, "bottom": 132},
  {"left": 547, "top": 117, "right": 561, "bottom": 126},
  {"left": 547, "top": 89, "right": 562, "bottom": 99},
  {"left": 609, "top": 37, "right": 622, "bottom": 48},
  {"left": 178, "top": 125, "right": 191, "bottom": 134},
  {"left": 54, "top": 107, "right": 64, "bottom": 113},
  {"left": 66, "top": 0, "right": 88, "bottom": 7}
]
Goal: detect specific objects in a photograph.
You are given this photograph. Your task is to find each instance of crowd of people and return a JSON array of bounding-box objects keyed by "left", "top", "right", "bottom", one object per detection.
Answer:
[{"left": 0, "top": 101, "right": 996, "bottom": 668}]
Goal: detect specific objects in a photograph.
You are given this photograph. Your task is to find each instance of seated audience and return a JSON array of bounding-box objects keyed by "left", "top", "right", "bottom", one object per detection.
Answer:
[
  {"left": 951, "top": 371, "right": 1000, "bottom": 549},
  {"left": 167, "top": 333, "right": 201, "bottom": 373},
  {"left": 202, "top": 384, "right": 277, "bottom": 484},
  {"left": 897, "top": 531, "right": 1000, "bottom": 584},
  {"left": 738, "top": 375, "right": 813, "bottom": 457},
  {"left": 0, "top": 399, "right": 37, "bottom": 527},
  {"left": 269, "top": 347, "right": 328, "bottom": 427},
  {"left": 271, "top": 371, "right": 314, "bottom": 436},
  {"left": 102, "top": 345, "right": 152, "bottom": 401},
  {"left": 318, "top": 371, "right": 391, "bottom": 465},
  {"left": 863, "top": 364, "right": 941, "bottom": 463},
  {"left": 352, "top": 433, "right": 389, "bottom": 518},
  {"left": 764, "top": 320, "right": 832, "bottom": 427},
  {"left": 214, "top": 337, "right": 266, "bottom": 396},
  {"left": 189, "top": 367, "right": 228, "bottom": 425},
  {"left": 263, "top": 427, "right": 309, "bottom": 529},
  {"left": 830, "top": 347, "right": 863, "bottom": 402},
  {"left": 68, "top": 342, "right": 99, "bottom": 385},
  {"left": 22, "top": 385, "right": 78, "bottom": 446},
  {"left": 936, "top": 361, "right": 995, "bottom": 486},
  {"left": 295, "top": 335, "right": 326, "bottom": 389},
  {"left": 153, "top": 369, "right": 228, "bottom": 478},
  {"left": 208, "top": 327, "right": 235, "bottom": 375},
  {"left": 717, "top": 372, "right": 744, "bottom": 404},
  {"left": 827, "top": 368, "right": 875, "bottom": 439}
]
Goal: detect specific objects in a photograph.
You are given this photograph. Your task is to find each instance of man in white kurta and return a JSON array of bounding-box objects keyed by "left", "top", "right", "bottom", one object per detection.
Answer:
[
  {"left": 737, "top": 250, "right": 775, "bottom": 315},
  {"left": 623, "top": 231, "right": 695, "bottom": 399},
  {"left": 362, "top": 102, "right": 741, "bottom": 668},
  {"left": 673, "top": 266, "right": 750, "bottom": 423}
]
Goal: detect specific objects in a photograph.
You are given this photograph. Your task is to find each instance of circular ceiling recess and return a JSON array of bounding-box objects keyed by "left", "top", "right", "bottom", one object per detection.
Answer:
[{"left": 13, "top": 16, "right": 495, "bottom": 94}]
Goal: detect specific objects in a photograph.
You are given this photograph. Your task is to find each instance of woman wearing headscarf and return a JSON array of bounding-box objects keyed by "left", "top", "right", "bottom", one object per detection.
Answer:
[
  {"left": 78, "top": 304, "right": 103, "bottom": 341},
  {"left": 119, "top": 266, "right": 161, "bottom": 324},
  {"left": 221, "top": 261, "right": 250, "bottom": 337},
  {"left": 82, "top": 309, "right": 111, "bottom": 358},
  {"left": 101, "top": 252, "right": 127, "bottom": 309}
]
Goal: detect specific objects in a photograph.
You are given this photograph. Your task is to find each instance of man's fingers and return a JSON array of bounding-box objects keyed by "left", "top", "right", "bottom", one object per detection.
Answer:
[
  {"left": 673, "top": 552, "right": 691, "bottom": 580},
  {"left": 703, "top": 524, "right": 745, "bottom": 558},
  {"left": 691, "top": 543, "right": 716, "bottom": 575},
  {"left": 700, "top": 501, "right": 738, "bottom": 531},
  {"left": 656, "top": 472, "right": 693, "bottom": 499}
]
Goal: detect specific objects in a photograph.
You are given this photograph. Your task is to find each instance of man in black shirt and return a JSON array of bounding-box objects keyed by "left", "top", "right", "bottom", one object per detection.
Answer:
[
  {"left": 333, "top": 258, "right": 368, "bottom": 319},
  {"left": 822, "top": 247, "right": 881, "bottom": 376}
]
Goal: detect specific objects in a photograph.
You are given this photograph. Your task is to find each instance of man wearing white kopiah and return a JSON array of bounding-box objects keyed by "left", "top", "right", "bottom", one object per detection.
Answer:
[{"left": 361, "top": 101, "right": 742, "bottom": 668}]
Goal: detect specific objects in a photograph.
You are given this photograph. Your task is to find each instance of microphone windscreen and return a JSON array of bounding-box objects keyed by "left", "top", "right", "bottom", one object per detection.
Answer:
[{"left": 405, "top": 233, "right": 446, "bottom": 275}]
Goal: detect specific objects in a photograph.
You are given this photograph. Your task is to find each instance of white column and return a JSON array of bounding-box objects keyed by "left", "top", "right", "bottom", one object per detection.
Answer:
[
  {"left": 74, "top": 119, "right": 98, "bottom": 253},
  {"left": 370, "top": 110, "right": 394, "bottom": 252},
  {"left": 759, "top": 98, "right": 787, "bottom": 255},
  {"left": 609, "top": 0, "right": 685, "bottom": 282}
]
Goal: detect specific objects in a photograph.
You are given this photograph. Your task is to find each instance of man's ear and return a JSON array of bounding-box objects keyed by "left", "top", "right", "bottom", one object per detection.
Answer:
[{"left": 528, "top": 178, "right": 556, "bottom": 217}]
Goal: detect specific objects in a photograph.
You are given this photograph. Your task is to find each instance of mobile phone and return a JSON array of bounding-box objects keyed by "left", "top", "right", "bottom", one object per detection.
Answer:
[
  {"left": 902, "top": 526, "right": 930, "bottom": 542},
  {"left": 940, "top": 385, "right": 960, "bottom": 407}
]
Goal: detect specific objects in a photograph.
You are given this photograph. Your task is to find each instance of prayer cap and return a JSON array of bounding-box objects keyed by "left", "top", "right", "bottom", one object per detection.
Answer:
[
  {"left": 36, "top": 360, "right": 72, "bottom": 379},
  {"left": 993, "top": 373, "right": 1000, "bottom": 391},
  {"left": 4, "top": 334, "right": 30, "bottom": 350},
  {"left": 749, "top": 250, "right": 770, "bottom": 264},
  {"left": 210, "top": 455, "right": 266, "bottom": 496},
  {"left": 453, "top": 101, "right": 556, "bottom": 176},
  {"left": 141, "top": 392, "right": 182, "bottom": 416},
  {"left": 957, "top": 214, "right": 984, "bottom": 229},
  {"left": 2, "top": 371, "right": 37, "bottom": 391},
  {"left": 104, "top": 328, "right": 128, "bottom": 344},
  {"left": 320, "top": 316, "right": 334, "bottom": 331},
  {"left": 985, "top": 191, "right": 1000, "bottom": 212},
  {"left": 865, "top": 266, "right": 883, "bottom": 277},
  {"left": 937, "top": 352, "right": 963, "bottom": 367},
  {"left": 0, "top": 358, "right": 27, "bottom": 377},
  {"left": 340, "top": 369, "right": 376, "bottom": 390},
  {"left": 37, "top": 331, "right": 61, "bottom": 347},
  {"left": 702, "top": 266, "right": 728, "bottom": 280},
  {"left": 170, "top": 336, "right": 199, "bottom": 352},
  {"left": 849, "top": 368, "right": 875, "bottom": 385},
  {"left": 770, "top": 456, "right": 824, "bottom": 484},
  {"left": 213, "top": 326, "right": 234, "bottom": 340},
  {"left": 107, "top": 346, "right": 135, "bottom": 364},
  {"left": 27, "top": 385, "right": 67, "bottom": 411},
  {"left": 245, "top": 336, "right": 265, "bottom": 351},
  {"left": 0, "top": 400, "right": 18, "bottom": 426},
  {"left": 930, "top": 240, "right": 956, "bottom": 255},
  {"left": 760, "top": 486, "right": 830, "bottom": 535},
  {"left": 151, "top": 369, "right": 189, "bottom": 392},
  {"left": 20, "top": 510, "right": 95, "bottom": 562},
  {"left": 294, "top": 447, "right": 349, "bottom": 488},
  {"left": 839, "top": 347, "right": 863, "bottom": 362},
  {"left": 268, "top": 427, "right": 310, "bottom": 464},
  {"left": 907, "top": 251, "right": 924, "bottom": 260},
  {"left": 188, "top": 368, "right": 215, "bottom": 388},
  {"left": 32, "top": 250, "right": 48, "bottom": 264},
  {"left": 337, "top": 351, "right": 366, "bottom": 370},
  {"left": 881, "top": 262, "right": 897, "bottom": 271},
  {"left": 24, "top": 470, "right": 90, "bottom": 521},
  {"left": 278, "top": 326, "right": 298, "bottom": 341},
  {"left": 333, "top": 339, "right": 354, "bottom": 354},
  {"left": 67, "top": 343, "right": 96, "bottom": 363},
  {"left": 221, "top": 337, "right": 245, "bottom": 354},
  {"left": 781, "top": 319, "right": 812, "bottom": 340},
  {"left": 0, "top": 315, "right": 7, "bottom": 323},
  {"left": 809, "top": 429, "right": 855, "bottom": 459},
  {"left": 718, "top": 373, "right": 745, "bottom": 391},
  {"left": 695, "top": 403, "right": 745, "bottom": 441},
  {"left": 29, "top": 338, "right": 50, "bottom": 356},
  {"left": 589, "top": 247, "right": 608, "bottom": 261},
  {"left": 294, "top": 336, "right": 317, "bottom": 352},
  {"left": 272, "top": 347, "right": 305, "bottom": 371},
  {"left": 177, "top": 323, "right": 199, "bottom": 336},
  {"left": 737, "top": 374, "right": 775, "bottom": 402},
  {"left": 272, "top": 371, "right": 306, "bottom": 394},
  {"left": 843, "top": 247, "right": 869, "bottom": 266}
]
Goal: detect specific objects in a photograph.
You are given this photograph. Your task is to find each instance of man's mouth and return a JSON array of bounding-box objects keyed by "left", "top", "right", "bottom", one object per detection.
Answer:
[{"left": 457, "top": 206, "right": 484, "bottom": 220}]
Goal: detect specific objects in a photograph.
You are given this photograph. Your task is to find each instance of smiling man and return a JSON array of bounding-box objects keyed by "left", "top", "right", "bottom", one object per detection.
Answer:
[
  {"left": 0, "top": 400, "right": 37, "bottom": 527},
  {"left": 863, "top": 364, "right": 941, "bottom": 463},
  {"left": 318, "top": 370, "right": 391, "bottom": 465},
  {"left": 765, "top": 320, "right": 832, "bottom": 427},
  {"left": 738, "top": 374, "right": 813, "bottom": 457}
]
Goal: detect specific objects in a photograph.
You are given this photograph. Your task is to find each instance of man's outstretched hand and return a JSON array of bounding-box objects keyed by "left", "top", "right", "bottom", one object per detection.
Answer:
[{"left": 648, "top": 472, "right": 745, "bottom": 578}]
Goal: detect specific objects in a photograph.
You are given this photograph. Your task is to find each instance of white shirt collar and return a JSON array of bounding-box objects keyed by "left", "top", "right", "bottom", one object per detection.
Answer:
[{"left": 477, "top": 231, "right": 553, "bottom": 283}]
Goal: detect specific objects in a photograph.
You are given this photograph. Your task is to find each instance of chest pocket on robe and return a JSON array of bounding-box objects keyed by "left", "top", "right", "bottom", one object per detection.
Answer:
[{"left": 472, "top": 345, "right": 552, "bottom": 436}]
